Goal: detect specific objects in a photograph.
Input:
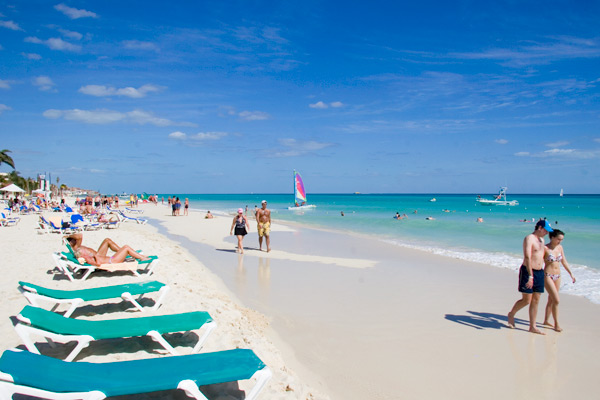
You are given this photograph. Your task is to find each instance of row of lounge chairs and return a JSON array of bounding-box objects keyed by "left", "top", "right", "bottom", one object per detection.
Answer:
[{"left": 0, "top": 240, "right": 271, "bottom": 399}]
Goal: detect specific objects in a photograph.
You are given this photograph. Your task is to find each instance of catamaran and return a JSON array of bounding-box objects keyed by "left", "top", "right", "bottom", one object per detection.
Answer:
[
  {"left": 288, "top": 170, "right": 316, "bottom": 210},
  {"left": 476, "top": 187, "right": 518, "bottom": 206}
]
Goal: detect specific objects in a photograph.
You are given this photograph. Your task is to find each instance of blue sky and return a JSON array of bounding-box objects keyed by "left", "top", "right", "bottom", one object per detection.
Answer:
[{"left": 1, "top": 1, "right": 599, "bottom": 194}]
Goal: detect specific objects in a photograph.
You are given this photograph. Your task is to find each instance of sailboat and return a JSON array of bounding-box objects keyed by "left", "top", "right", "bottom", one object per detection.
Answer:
[
  {"left": 476, "top": 187, "right": 519, "bottom": 206},
  {"left": 288, "top": 170, "right": 316, "bottom": 210},
  {"left": 560, "top": 188, "right": 564, "bottom": 197}
]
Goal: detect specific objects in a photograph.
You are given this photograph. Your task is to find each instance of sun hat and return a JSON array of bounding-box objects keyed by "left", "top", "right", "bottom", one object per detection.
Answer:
[
  {"left": 237, "top": 208, "right": 243, "bottom": 214},
  {"left": 261, "top": 200, "right": 267, "bottom": 204}
]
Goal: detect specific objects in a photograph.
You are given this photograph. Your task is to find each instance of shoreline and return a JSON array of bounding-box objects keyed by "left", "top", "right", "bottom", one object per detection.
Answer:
[
  {"left": 187, "top": 205, "right": 599, "bottom": 305},
  {"left": 146, "top": 204, "right": 600, "bottom": 399}
]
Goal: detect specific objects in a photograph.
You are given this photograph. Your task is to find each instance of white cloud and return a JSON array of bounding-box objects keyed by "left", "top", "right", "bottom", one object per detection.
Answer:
[
  {"left": 79, "top": 84, "right": 162, "bottom": 98},
  {"left": 25, "top": 36, "right": 81, "bottom": 52},
  {"left": 309, "top": 101, "right": 344, "bottom": 109},
  {"left": 545, "top": 141, "right": 569, "bottom": 147},
  {"left": 43, "top": 109, "right": 124, "bottom": 124},
  {"left": 0, "top": 104, "right": 11, "bottom": 114},
  {"left": 169, "top": 131, "right": 228, "bottom": 142},
  {"left": 514, "top": 151, "right": 530, "bottom": 156},
  {"left": 543, "top": 148, "right": 576, "bottom": 156},
  {"left": 0, "top": 79, "right": 13, "bottom": 89},
  {"left": 495, "top": 139, "right": 508, "bottom": 144},
  {"left": 451, "top": 36, "right": 600, "bottom": 67},
  {"left": 0, "top": 20, "right": 23, "bottom": 31},
  {"left": 122, "top": 40, "right": 159, "bottom": 52},
  {"left": 54, "top": 3, "right": 98, "bottom": 19},
  {"left": 239, "top": 110, "right": 270, "bottom": 121},
  {"left": 515, "top": 148, "right": 600, "bottom": 159},
  {"left": 33, "top": 76, "right": 56, "bottom": 91},
  {"left": 594, "top": 138, "right": 600, "bottom": 143},
  {"left": 58, "top": 28, "right": 83, "bottom": 40},
  {"left": 309, "top": 101, "right": 328, "bottom": 109},
  {"left": 190, "top": 132, "right": 228, "bottom": 140},
  {"left": 270, "top": 138, "right": 333, "bottom": 157},
  {"left": 169, "top": 131, "right": 187, "bottom": 140},
  {"left": 43, "top": 108, "right": 195, "bottom": 127},
  {"left": 21, "top": 52, "right": 42, "bottom": 60}
]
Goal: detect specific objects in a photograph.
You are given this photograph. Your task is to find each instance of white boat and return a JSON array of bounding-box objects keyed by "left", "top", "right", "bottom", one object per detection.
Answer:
[
  {"left": 476, "top": 187, "right": 518, "bottom": 206},
  {"left": 288, "top": 170, "right": 316, "bottom": 210},
  {"left": 560, "top": 188, "right": 564, "bottom": 197},
  {"left": 429, "top": 198, "right": 437, "bottom": 202}
]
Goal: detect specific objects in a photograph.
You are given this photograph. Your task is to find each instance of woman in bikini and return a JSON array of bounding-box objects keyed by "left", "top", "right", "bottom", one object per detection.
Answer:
[
  {"left": 66, "top": 233, "right": 150, "bottom": 269},
  {"left": 230, "top": 208, "right": 249, "bottom": 254},
  {"left": 543, "top": 229, "right": 575, "bottom": 332}
]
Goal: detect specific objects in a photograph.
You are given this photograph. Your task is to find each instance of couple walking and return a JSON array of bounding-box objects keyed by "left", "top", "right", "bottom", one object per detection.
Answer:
[
  {"left": 507, "top": 219, "right": 575, "bottom": 334},
  {"left": 230, "top": 200, "right": 271, "bottom": 254}
]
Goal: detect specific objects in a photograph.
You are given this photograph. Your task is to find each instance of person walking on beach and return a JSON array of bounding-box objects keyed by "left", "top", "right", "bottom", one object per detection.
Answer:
[
  {"left": 230, "top": 208, "right": 250, "bottom": 254},
  {"left": 184, "top": 198, "right": 189, "bottom": 216},
  {"left": 507, "top": 219, "right": 553, "bottom": 334},
  {"left": 256, "top": 200, "right": 271, "bottom": 252},
  {"left": 543, "top": 229, "right": 576, "bottom": 332}
]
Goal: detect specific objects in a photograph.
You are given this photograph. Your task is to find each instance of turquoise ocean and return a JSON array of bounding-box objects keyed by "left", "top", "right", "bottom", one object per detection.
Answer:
[{"left": 158, "top": 193, "right": 600, "bottom": 304}]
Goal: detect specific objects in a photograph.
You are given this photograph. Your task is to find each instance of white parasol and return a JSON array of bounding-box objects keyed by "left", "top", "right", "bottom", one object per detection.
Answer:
[{"left": 0, "top": 183, "right": 25, "bottom": 193}]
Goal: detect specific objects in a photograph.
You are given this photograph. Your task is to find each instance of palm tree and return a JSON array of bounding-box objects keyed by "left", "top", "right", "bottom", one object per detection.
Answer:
[{"left": 0, "top": 149, "right": 15, "bottom": 170}]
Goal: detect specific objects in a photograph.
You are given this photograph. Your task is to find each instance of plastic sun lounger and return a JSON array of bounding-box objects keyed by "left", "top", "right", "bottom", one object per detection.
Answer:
[
  {"left": 0, "top": 212, "right": 20, "bottom": 227},
  {"left": 0, "top": 348, "right": 271, "bottom": 400},
  {"left": 125, "top": 207, "right": 144, "bottom": 214},
  {"left": 15, "top": 305, "right": 217, "bottom": 362},
  {"left": 52, "top": 251, "right": 159, "bottom": 281},
  {"left": 18, "top": 280, "right": 170, "bottom": 317},
  {"left": 117, "top": 210, "right": 147, "bottom": 224}
]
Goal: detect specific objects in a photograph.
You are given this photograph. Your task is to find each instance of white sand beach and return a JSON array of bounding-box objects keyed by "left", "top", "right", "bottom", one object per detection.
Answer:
[{"left": 2, "top": 202, "right": 600, "bottom": 399}]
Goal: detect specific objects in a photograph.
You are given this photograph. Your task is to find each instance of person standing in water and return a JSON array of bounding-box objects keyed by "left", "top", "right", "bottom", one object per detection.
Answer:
[{"left": 507, "top": 219, "right": 553, "bottom": 334}]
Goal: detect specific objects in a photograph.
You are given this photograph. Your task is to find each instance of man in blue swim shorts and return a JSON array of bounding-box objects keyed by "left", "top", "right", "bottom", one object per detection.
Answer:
[{"left": 507, "top": 219, "right": 553, "bottom": 334}]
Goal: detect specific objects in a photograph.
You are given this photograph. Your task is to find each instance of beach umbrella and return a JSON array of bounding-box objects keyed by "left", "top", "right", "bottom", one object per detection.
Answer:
[{"left": 0, "top": 183, "right": 25, "bottom": 193}]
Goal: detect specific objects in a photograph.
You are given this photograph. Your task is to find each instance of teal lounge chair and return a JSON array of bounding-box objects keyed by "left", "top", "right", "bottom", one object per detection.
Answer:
[
  {"left": 15, "top": 305, "right": 217, "bottom": 362},
  {"left": 52, "top": 251, "right": 159, "bottom": 281},
  {"left": 18, "top": 280, "right": 170, "bottom": 317},
  {"left": 0, "top": 348, "right": 271, "bottom": 400}
]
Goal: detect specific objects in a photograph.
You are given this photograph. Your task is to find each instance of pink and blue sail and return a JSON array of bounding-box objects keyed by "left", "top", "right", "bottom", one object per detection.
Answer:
[{"left": 293, "top": 170, "right": 307, "bottom": 205}]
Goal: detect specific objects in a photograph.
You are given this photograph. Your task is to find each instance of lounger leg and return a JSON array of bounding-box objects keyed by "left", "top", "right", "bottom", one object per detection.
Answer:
[
  {"left": 147, "top": 330, "right": 179, "bottom": 355},
  {"left": 81, "top": 268, "right": 94, "bottom": 280},
  {"left": 151, "top": 285, "right": 170, "bottom": 311},
  {"left": 0, "top": 381, "right": 107, "bottom": 400},
  {"left": 177, "top": 380, "right": 209, "bottom": 400},
  {"left": 121, "top": 292, "right": 144, "bottom": 312},
  {"left": 64, "top": 340, "right": 91, "bottom": 362},
  {"left": 63, "top": 299, "right": 84, "bottom": 318},
  {"left": 246, "top": 367, "right": 273, "bottom": 400},
  {"left": 192, "top": 321, "right": 217, "bottom": 353},
  {"left": 14, "top": 323, "right": 93, "bottom": 362},
  {"left": 14, "top": 324, "right": 40, "bottom": 354}
]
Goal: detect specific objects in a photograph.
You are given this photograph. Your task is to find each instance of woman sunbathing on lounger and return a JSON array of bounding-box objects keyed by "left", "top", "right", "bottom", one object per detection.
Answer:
[{"left": 65, "top": 233, "right": 149, "bottom": 267}]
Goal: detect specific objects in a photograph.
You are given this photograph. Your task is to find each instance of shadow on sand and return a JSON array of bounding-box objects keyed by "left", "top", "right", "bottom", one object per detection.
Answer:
[{"left": 445, "top": 310, "right": 528, "bottom": 330}]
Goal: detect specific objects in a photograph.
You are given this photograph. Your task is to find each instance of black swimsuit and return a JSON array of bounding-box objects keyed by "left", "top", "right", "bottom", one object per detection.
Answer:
[{"left": 234, "top": 217, "right": 247, "bottom": 236}]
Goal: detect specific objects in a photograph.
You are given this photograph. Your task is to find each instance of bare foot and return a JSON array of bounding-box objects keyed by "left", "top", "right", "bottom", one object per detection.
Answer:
[
  {"left": 507, "top": 312, "right": 515, "bottom": 329},
  {"left": 554, "top": 326, "right": 563, "bottom": 332},
  {"left": 542, "top": 320, "right": 552, "bottom": 326},
  {"left": 529, "top": 328, "right": 546, "bottom": 335},
  {"left": 267, "top": 247, "right": 271, "bottom": 253}
]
